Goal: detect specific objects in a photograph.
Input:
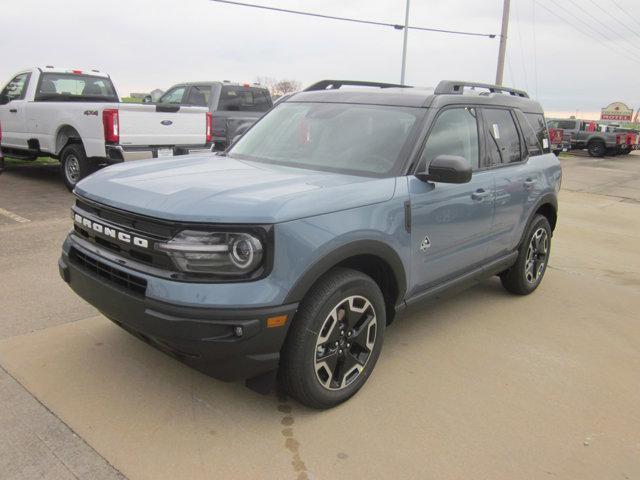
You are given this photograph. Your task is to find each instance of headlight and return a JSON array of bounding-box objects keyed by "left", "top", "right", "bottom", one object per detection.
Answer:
[{"left": 156, "top": 230, "right": 264, "bottom": 276}]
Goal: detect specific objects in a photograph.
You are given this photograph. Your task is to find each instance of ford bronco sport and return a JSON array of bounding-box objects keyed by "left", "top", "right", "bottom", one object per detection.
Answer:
[{"left": 59, "top": 80, "right": 561, "bottom": 409}]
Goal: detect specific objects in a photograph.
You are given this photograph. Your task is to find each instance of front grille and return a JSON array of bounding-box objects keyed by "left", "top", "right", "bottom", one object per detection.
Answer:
[
  {"left": 72, "top": 199, "right": 175, "bottom": 271},
  {"left": 71, "top": 248, "right": 147, "bottom": 296}
]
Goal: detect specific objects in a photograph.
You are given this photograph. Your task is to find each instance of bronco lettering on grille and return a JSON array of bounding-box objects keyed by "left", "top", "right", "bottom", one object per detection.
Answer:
[{"left": 74, "top": 213, "right": 149, "bottom": 249}]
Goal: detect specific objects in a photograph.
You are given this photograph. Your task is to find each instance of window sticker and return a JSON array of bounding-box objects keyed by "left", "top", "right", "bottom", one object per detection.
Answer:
[
  {"left": 492, "top": 124, "right": 500, "bottom": 139},
  {"left": 543, "top": 138, "right": 549, "bottom": 148}
]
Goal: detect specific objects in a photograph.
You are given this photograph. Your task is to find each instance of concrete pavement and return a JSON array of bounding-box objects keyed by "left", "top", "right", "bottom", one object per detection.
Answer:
[{"left": 0, "top": 153, "right": 638, "bottom": 479}]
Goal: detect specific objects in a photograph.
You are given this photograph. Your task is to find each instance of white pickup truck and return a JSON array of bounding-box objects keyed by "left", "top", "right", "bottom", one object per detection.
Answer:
[{"left": 0, "top": 67, "right": 212, "bottom": 189}]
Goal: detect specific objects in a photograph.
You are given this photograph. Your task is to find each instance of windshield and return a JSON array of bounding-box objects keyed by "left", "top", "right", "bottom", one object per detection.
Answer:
[
  {"left": 229, "top": 102, "right": 423, "bottom": 176},
  {"left": 35, "top": 73, "right": 118, "bottom": 102}
]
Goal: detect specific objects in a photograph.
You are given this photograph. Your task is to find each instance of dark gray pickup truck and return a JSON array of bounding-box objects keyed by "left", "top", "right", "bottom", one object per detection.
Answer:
[
  {"left": 546, "top": 118, "right": 624, "bottom": 157},
  {"left": 148, "top": 81, "right": 273, "bottom": 149}
]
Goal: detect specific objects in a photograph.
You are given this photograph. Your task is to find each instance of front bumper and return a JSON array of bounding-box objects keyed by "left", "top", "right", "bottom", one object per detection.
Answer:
[
  {"left": 59, "top": 238, "right": 298, "bottom": 382},
  {"left": 105, "top": 144, "right": 210, "bottom": 163}
]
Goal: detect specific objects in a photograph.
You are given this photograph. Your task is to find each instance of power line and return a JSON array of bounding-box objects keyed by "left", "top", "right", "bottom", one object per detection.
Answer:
[
  {"left": 209, "top": 0, "right": 497, "bottom": 38},
  {"left": 534, "top": 0, "right": 640, "bottom": 66},
  {"left": 564, "top": 0, "right": 640, "bottom": 51},
  {"left": 542, "top": 0, "right": 640, "bottom": 61},
  {"left": 513, "top": 0, "right": 529, "bottom": 92},
  {"left": 610, "top": 0, "right": 639, "bottom": 23},
  {"left": 585, "top": 0, "right": 640, "bottom": 48}
]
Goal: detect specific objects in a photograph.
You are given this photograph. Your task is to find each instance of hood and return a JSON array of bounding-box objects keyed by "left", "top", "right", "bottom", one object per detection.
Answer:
[{"left": 75, "top": 154, "right": 397, "bottom": 224}]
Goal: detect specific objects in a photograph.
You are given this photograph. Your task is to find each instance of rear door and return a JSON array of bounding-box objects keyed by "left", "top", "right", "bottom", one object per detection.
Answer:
[
  {"left": 0, "top": 72, "right": 31, "bottom": 148},
  {"left": 408, "top": 106, "right": 495, "bottom": 294},
  {"left": 117, "top": 103, "right": 207, "bottom": 147},
  {"left": 482, "top": 108, "right": 544, "bottom": 257}
]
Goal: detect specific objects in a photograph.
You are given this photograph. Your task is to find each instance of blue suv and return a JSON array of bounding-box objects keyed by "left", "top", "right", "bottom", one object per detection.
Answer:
[{"left": 59, "top": 80, "right": 561, "bottom": 409}]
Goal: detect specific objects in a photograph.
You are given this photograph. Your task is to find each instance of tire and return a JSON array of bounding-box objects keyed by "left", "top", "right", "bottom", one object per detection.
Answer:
[
  {"left": 279, "top": 268, "right": 386, "bottom": 409},
  {"left": 587, "top": 140, "right": 606, "bottom": 157},
  {"left": 500, "top": 214, "right": 552, "bottom": 295},
  {"left": 60, "top": 143, "right": 90, "bottom": 191}
]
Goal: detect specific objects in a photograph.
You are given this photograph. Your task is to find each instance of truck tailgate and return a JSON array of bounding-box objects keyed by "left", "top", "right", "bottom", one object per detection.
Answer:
[{"left": 117, "top": 104, "right": 207, "bottom": 146}]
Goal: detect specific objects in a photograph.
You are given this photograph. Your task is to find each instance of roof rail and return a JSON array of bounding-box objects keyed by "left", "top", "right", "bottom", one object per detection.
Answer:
[
  {"left": 434, "top": 80, "right": 529, "bottom": 98},
  {"left": 304, "top": 80, "right": 410, "bottom": 91}
]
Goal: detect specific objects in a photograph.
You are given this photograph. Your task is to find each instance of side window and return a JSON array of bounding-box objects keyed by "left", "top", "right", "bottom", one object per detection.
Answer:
[
  {"left": 516, "top": 110, "right": 542, "bottom": 156},
  {"left": 525, "top": 113, "right": 551, "bottom": 153},
  {"left": 0, "top": 73, "right": 30, "bottom": 104},
  {"left": 483, "top": 109, "right": 522, "bottom": 164},
  {"left": 187, "top": 86, "right": 210, "bottom": 107},
  {"left": 159, "top": 86, "right": 187, "bottom": 104},
  {"left": 418, "top": 107, "right": 479, "bottom": 171}
]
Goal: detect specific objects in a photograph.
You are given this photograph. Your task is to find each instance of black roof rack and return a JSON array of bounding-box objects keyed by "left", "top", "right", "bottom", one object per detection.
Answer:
[
  {"left": 435, "top": 80, "right": 529, "bottom": 98},
  {"left": 304, "top": 80, "right": 410, "bottom": 91}
]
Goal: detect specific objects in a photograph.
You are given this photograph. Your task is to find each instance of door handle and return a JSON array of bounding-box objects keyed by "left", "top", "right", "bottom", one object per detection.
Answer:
[
  {"left": 9, "top": 108, "right": 17, "bottom": 113},
  {"left": 471, "top": 189, "right": 491, "bottom": 201}
]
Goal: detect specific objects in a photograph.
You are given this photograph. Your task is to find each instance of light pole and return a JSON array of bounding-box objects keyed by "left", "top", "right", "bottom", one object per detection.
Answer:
[
  {"left": 400, "top": 0, "right": 410, "bottom": 85},
  {"left": 495, "top": 0, "right": 510, "bottom": 86}
]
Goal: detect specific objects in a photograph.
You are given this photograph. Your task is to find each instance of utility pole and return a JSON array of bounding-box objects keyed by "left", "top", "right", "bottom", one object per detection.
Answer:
[
  {"left": 495, "top": 0, "right": 510, "bottom": 86},
  {"left": 400, "top": 0, "right": 410, "bottom": 85}
]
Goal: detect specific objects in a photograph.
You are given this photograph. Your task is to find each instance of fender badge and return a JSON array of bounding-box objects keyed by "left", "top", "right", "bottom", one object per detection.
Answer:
[{"left": 420, "top": 235, "right": 431, "bottom": 253}]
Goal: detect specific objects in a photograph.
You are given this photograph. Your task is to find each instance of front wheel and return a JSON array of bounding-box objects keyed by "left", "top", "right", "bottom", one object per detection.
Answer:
[
  {"left": 279, "top": 268, "right": 385, "bottom": 409},
  {"left": 60, "top": 143, "right": 90, "bottom": 191},
  {"left": 500, "top": 214, "right": 552, "bottom": 295}
]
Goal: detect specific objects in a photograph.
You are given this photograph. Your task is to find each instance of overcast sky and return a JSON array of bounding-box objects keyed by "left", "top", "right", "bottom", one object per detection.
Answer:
[{"left": 2, "top": 0, "right": 639, "bottom": 118}]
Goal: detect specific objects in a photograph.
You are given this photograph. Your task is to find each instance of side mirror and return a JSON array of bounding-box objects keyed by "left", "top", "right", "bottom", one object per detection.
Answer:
[
  {"left": 142, "top": 95, "right": 152, "bottom": 104},
  {"left": 416, "top": 155, "right": 472, "bottom": 184}
]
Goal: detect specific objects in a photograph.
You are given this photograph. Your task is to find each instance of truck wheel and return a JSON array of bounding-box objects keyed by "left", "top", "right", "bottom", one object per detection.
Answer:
[
  {"left": 587, "top": 141, "right": 605, "bottom": 157},
  {"left": 60, "top": 143, "right": 90, "bottom": 191},
  {"left": 280, "top": 268, "right": 385, "bottom": 409},
  {"left": 500, "top": 214, "right": 552, "bottom": 295}
]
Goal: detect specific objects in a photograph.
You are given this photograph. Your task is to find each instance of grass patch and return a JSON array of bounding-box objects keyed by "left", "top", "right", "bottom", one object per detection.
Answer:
[{"left": 3, "top": 156, "right": 59, "bottom": 166}]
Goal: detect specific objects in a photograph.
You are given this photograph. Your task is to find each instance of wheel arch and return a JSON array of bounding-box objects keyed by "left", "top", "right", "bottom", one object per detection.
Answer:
[
  {"left": 284, "top": 240, "right": 407, "bottom": 325},
  {"left": 519, "top": 194, "right": 558, "bottom": 248},
  {"left": 55, "top": 124, "right": 85, "bottom": 156}
]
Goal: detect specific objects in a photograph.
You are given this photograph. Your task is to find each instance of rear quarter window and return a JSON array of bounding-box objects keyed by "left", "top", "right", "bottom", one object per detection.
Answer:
[{"left": 524, "top": 113, "right": 551, "bottom": 154}]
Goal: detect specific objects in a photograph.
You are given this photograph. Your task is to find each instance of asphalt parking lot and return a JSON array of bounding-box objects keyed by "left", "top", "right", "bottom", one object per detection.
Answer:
[{"left": 0, "top": 152, "right": 639, "bottom": 480}]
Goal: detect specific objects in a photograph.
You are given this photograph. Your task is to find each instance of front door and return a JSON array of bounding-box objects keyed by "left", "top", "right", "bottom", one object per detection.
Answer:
[
  {"left": 408, "top": 106, "right": 495, "bottom": 297},
  {"left": 0, "top": 72, "right": 31, "bottom": 149}
]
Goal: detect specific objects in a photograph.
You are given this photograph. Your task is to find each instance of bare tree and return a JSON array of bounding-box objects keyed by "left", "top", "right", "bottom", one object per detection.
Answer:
[
  {"left": 273, "top": 80, "right": 302, "bottom": 97},
  {"left": 254, "top": 77, "right": 302, "bottom": 98}
]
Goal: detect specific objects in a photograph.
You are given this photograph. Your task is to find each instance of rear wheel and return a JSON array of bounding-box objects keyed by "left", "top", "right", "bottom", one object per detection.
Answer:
[
  {"left": 279, "top": 268, "right": 385, "bottom": 409},
  {"left": 500, "top": 214, "right": 552, "bottom": 295},
  {"left": 60, "top": 143, "right": 90, "bottom": 191},
  {"left": 587, "top": 141, "right": 606, "bottom": 157}
]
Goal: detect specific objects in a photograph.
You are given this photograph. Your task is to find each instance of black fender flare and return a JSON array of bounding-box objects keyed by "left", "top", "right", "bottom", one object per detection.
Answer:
[
  {"left": 519, "top": 193, "right": 558, "bottom": 247},
  {"left": 283, "top": 239, "right": 408, "bottom": 306}
]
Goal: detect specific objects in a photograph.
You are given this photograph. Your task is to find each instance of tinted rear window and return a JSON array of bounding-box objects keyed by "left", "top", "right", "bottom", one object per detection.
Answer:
[
  {"left": 524, "top": 113, "right": 550, "bottom": 153},
  {"left": 217, "top": 86, "right": 272, "bottom": 112},
  {"left": 35, "top": 73, "right": 118, "bottom": 102}
]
